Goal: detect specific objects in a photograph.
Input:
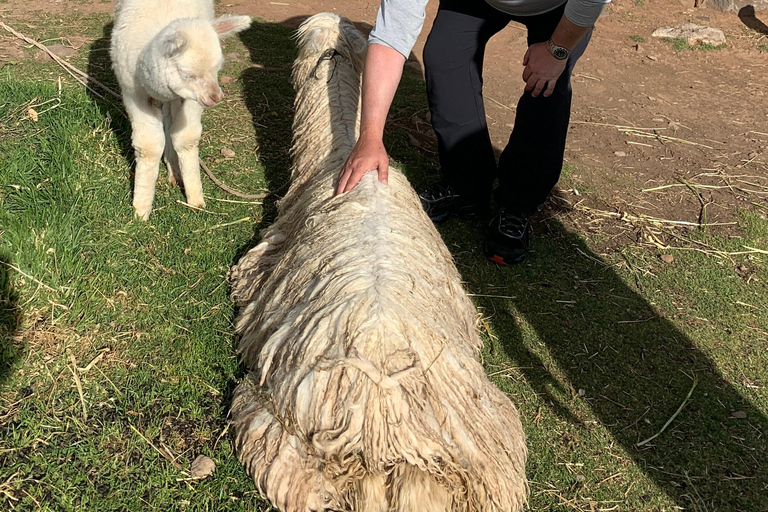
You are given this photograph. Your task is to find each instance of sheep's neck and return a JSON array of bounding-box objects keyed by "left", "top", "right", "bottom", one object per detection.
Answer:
[{"left": 290, "top": 57, "right": 362, "bottom": 183}]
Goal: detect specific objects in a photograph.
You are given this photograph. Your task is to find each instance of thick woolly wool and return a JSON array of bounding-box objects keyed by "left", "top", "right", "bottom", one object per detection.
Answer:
[
  {"left": 110, "top": 0, "right": 250, "bottom": 220},
  {"left": 229, "top": 13, "right": 528, "bottom": 512}
]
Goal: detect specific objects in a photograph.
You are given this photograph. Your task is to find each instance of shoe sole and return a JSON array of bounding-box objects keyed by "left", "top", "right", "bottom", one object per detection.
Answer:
[
  {"left": 486, "top": 252, "right": 526, "bottom": 265},
  {"left": 484, "top": 240, "right": 527, "bottom": 265}
]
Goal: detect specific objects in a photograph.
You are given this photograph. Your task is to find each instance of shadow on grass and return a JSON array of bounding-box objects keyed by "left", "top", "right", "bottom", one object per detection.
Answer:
[
  {"left": 0, "top": 253, "right": 21, "bottom": 388},
  {"left": 236, "top": 19, "right": 298, "bottom": 246},
  {"left": 85, "top": 21, "right": 134, "bottom": 195},
  {"left": 494, "top": 218, "right": 766, "bottom": 509}
]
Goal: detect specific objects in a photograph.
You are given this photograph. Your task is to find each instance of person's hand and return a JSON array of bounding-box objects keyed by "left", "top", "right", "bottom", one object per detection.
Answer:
[
  {"left": 522, "top": 42, "right": 568, "bottom": 98},
  {"left": 336, "top": 135, "right": 389, "bottom": 194}
]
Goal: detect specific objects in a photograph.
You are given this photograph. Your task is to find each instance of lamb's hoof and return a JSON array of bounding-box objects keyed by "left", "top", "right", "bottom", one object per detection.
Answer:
[
  {"left": 186, "top": 197, "right": 206, "bottom": 210},
  {"left": 168, "top": 174, "right": 178, "bottom": 187},
  {"left": 134, "top": 206, "right": 152, "bottom": 221}
]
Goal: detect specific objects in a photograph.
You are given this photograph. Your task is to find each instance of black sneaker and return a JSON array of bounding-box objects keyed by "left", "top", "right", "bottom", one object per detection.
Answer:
[
  {"left": 419, "top": 181, "right": 487, "bottom": 223},
  {"left": 484, "top": 208, "right": 532, "bottom": 265}
]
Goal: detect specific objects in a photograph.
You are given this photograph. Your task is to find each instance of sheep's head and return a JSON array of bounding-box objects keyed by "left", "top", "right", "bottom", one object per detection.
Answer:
[{"left": 162, "top": 15, "right": 252, "bottom": 107}]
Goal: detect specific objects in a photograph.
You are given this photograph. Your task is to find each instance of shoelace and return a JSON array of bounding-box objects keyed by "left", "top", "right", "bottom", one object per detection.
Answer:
[
  {"left": 497, "top": 210, "right": 529, "bottom": 238},
  {"left": 423, "top": 183, "right": 457, "bottom": 202}
]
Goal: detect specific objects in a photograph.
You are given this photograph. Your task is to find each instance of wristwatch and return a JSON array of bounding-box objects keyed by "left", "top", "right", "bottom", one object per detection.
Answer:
[{"left": 547, "top": 39, "right": 571, "bottom": 60}]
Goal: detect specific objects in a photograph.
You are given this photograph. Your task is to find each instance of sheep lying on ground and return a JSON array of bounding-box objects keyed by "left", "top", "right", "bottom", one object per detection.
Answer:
[
  {"left": 110, "top": 0, "right": 251, "bottom": 220},
  {"left": 229, "top": 13, "right": 528, "bottom": 512}
]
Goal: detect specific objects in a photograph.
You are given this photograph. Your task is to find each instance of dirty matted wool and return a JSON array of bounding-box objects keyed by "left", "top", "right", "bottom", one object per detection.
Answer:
[{"left": 229, "top": 12, "right": 528, "bottom": 512}]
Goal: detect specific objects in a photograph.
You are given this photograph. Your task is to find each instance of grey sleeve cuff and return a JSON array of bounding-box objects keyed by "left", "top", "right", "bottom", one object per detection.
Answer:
[
  {"left": 368, "top": 0, "right": 428, "bottom": 58},
  {"left": 564, "top": 0, "right": 611, "bottom": 27}
]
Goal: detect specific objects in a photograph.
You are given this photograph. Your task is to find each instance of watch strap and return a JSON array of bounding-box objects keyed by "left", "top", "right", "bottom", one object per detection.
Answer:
[{"left": 547, "top": 39, "right": 571, "bottom": 60}]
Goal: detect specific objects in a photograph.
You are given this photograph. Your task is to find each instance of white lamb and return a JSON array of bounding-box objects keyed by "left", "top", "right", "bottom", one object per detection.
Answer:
[{"left": 110, "top": 0, "right": 251, "bottom": 220}]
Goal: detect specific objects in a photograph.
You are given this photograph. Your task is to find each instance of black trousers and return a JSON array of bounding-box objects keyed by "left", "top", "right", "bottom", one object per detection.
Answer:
[{"left": 423, "top": 0, "right": 592, "bottom": 214}]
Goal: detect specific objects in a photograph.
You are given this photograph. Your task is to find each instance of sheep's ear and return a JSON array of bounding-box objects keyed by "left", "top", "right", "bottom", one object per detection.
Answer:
[
  {"left": 341, "top": 22, "right": 367, "bottom": 55},
  {"left": 163, "top": 32, "right": 188, "bottom": 57},
  {"left": 212, "top": 15, "right": 252, "bottom": 39}
]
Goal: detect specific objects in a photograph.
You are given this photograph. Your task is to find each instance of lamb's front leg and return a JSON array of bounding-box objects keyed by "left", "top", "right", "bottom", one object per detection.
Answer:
[
  {"left": 125, "top": 95, "right": 165, "bottom": 220},
  {"left": 170, "top": 99, "right": 205, "bottom": 209}
]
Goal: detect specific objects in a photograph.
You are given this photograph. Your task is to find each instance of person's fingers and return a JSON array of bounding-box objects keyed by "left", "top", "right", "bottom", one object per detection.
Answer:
[
  {"left": 378, "top": 159, "right": 389, "bottom": 185},
  {"left": 531, "top": 78, "right": 546, "bottom": 98},
  {"left": 542, "top": 79, "right": 556, "bottom": 98},
  {"left": 343, "top": 168, "right": 368, "bottom": 193},
  {"left": 522, "top": 66, "right": 532, "bottom": 83},
  {"left": 336, "top": 160, "right": 355, "bottom": 195},
  {"left": 525, "top": 75, "right": 537, "bottom": 92}
]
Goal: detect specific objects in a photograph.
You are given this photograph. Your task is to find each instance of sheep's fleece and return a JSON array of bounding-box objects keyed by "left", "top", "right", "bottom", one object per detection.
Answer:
[{"left": 229, "top": 13, "right": 528, "bottom": 512}]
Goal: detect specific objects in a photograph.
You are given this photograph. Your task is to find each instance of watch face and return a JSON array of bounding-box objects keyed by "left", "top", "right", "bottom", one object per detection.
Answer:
[
  {"left": 548, "top": 40, "right": 570, "bottom": 60},
  {"left": 553, "top": 46, "right": 569, "bottom": 60}
]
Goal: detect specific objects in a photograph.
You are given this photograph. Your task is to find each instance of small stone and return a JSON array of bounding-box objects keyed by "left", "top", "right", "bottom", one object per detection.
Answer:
[
  {"left": 578, "top": 388, "right": 586, "bottom": 397},
  {"left": 220, "top": 75, "right": 234, "bottom": 85},
  {"left": 189, "top": 455, "right": 216, "bottom": 479},
  {"left": 221, "top": 147, "right": 236, "bottom": 158},
  {"left": 614, "top": 151, "right": 627, "bottom": 157},
  {"left": 660, "top": 254, "right": 675, "bottom": 264},
  {"left": 732, "top": 411, "right": 747, "bottom": 419},
  {"left": 46, "top": 44, "right": 77, "bottom": 59},
  {"left": 646, "top": 55, "right": 658, "bottom": 61},
  {"left": 633, "top": 43, "right": 643, "bottom": 52}
]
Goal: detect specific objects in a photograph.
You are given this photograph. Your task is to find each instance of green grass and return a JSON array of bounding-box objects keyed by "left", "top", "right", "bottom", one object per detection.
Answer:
[
  {"left": 630, "top": 35, "right": 646, "bottom": 43},
  {"left": 2, "top": 13, "right": 768, "bottom": 512},
  {"left": 662, "top": 37, "right": 727, "bottom": 51},
  {"left": 759, "top": 44, "right": 768, "bottom": 53}
]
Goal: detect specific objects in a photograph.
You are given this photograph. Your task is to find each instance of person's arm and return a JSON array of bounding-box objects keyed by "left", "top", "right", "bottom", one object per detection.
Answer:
[
  {"left": 336, "top": 43, "right": 405, "bottom": 194},
  {"left": 522, "top": 0, "right": 609, "bottom": 98},
  {"left": 336, "top": 0, "right": 427, "bottom": 194}
]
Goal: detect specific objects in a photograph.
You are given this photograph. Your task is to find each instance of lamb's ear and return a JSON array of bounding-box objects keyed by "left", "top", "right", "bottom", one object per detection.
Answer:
[
  {"left": 211, "top": 15, "right": 252, "bottom": 39},
  {"left": 340, "top": 22, "right": 368, "bottom": 55},
  {"left": 163, "top": 32, "right": 188, "bottom": 57}
]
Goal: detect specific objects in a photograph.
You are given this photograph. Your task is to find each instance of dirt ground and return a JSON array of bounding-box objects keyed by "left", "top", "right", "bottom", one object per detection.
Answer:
[{"left": 2, "top": 0, "right": 767, "bottom": 241}]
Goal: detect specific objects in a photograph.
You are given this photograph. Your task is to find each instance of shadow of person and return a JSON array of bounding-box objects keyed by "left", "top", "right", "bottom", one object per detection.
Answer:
[
  {"left": 739, "top": 5, "right": 768, "bottom": 36},
  {"left": 85, "top": 21, "right": 134, "bottom": 193},
  {"left": 0, "top": 253, "right": 21, "bottom": 388},
  {"left": 468, "top": 217, "right": 768, "bottom": 510}
]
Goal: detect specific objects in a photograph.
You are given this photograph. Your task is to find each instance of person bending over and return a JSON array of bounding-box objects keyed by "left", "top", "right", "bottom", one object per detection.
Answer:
[{"left": 337, "top": 0, "right": 609, "bottom": 264}]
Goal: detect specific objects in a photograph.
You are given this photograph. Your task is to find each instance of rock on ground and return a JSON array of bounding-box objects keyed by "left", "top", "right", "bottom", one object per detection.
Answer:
[
  {"left": 652, "top": 23, "right": 726, "bottom": 46},
  {"left": 704, "top": 0, "right": 768, "bottom": 12}
]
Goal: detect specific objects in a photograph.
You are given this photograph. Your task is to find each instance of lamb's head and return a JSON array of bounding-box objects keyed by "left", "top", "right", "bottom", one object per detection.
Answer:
[{"left": 160, "top": 15, "right": 252, "bottom": 107}]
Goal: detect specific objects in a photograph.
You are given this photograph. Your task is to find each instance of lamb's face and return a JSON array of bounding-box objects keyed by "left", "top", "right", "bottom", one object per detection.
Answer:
[{"left": 166, "top": 24, "right": 224, "bottom": 108}]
